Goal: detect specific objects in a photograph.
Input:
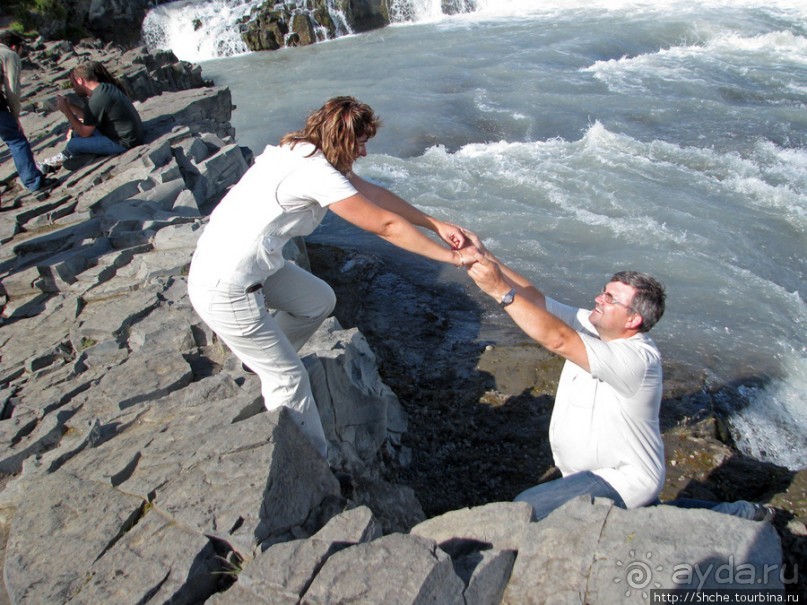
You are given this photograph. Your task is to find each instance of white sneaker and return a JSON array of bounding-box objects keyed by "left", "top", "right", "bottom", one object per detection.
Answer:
[
  {"left": 750, "top": 503, "right": 776, "bottom": 523},
  {"left": 38, "top": 152, "right": 67, "bottom": 174}
]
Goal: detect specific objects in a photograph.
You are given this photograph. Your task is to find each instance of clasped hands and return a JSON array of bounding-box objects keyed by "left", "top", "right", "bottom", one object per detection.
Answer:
[{"left": 438, "top": 223, "right": 510, "bottom": 301}]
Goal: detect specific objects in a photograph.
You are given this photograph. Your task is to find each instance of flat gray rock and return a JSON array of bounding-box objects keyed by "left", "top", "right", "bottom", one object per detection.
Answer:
[
  {"left": 65, "top": 508, "right": 222, "bottom": 605},
  {"left": 503, "top": 496, "right": 784, "bottom": 604},
  {"left": 4, "top": 473, "right": 144, "bottom": 604},
  {"left": 302, "top": 533, "right": 466, "bottom": 605},
  {"left": 411, "top": 501, "right": 532, "bottom": 554}
]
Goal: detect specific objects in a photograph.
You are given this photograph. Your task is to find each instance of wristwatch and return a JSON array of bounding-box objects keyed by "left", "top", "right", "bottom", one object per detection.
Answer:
[{"left": 499, "top": 288, "right": 517, "bottom": 308}]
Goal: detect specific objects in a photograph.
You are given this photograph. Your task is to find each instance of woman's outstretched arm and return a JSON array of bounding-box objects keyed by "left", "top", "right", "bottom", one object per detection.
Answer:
[
  {"left": 329, "top": 192, "right": 473, "bottom": 266},
  {"left": 348, "top": 174, "right": 466, "bottom": 250}
]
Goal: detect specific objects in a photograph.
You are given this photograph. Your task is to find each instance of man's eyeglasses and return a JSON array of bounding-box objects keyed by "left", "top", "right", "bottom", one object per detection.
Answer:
[{"left": 599, "top": 287, "right": 638, "bottom": 315}]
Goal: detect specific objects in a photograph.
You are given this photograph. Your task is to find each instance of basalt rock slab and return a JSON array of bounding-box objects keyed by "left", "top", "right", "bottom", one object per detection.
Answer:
[
  {"left": 503, "top": 496, "right": 784, "bottom": 604},
  {"left": 302, "top": 532, "right": 466, "bottom": 605},
  {"left": 3, "top": 472, "right": 146, "bottom": 604}
]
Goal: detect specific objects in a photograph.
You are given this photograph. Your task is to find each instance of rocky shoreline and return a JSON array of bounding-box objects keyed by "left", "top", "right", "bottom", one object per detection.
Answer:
[{"left": 0, "top": 39, "right": 804, "bottom": 603}]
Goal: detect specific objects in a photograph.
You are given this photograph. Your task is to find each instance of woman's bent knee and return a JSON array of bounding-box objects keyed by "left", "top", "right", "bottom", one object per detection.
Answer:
[{"left": 315, "top": 285, "right": 337, "bottom": 319}]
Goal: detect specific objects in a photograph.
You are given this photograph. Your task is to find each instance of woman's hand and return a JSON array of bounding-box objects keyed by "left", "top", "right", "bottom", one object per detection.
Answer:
[
  {"left": 434, "top": 221, "right": 468, "bottom": 250},
  {"left": 460, "top": 228, "right": 494, "bottom": 259},
  {"left": 459, "top": 228, "right": 483, "bottom": 250},
  {"left": 452, "top": 245, "right": 482, "bottom": 268}
]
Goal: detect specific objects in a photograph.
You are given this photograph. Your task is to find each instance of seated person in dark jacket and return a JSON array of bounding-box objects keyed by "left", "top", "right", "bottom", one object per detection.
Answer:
[{"left": 39, "top": 61, "right": 142, "bottom": 172}]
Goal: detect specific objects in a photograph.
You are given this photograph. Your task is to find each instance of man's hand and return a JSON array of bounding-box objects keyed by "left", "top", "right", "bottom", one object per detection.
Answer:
[
  {"left": 54, "top": 94, "right": 91, "bottom": 139},
  {"left": 459, "top": 228, "right": 490, "bottom": 256},
  {"left": 466, "top": 252, "right": 511, "bottom": 300},
  {"left": 55, "top": 94, "right": 70, "bottom": 114},
  {"left": 454, "top": 244, "right": 482, "bottom": 268},
  {"left": 468, "top": 248, "right": 588, "bottom": 369}
]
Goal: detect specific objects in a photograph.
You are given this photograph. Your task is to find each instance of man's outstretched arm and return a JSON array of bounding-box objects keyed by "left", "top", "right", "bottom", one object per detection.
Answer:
[{"left": 466, "top": 249, "right": 590, "bottom": 371}]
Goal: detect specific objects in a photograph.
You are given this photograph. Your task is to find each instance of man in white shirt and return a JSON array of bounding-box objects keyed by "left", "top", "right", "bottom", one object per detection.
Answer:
[
  {"left": 465, "top": 233, "right": 666, "bottom": 519},
  {"left": 465, "top": 233, "right": 775, "bottom": 522}
]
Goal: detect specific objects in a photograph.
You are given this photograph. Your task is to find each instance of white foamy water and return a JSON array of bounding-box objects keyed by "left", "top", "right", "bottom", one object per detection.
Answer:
[
  {"left": 142, "top": 0, "right": 254, "bottom": 61},
  {"left": 145, "top": 0, "right": 806, "bottom": 469}
]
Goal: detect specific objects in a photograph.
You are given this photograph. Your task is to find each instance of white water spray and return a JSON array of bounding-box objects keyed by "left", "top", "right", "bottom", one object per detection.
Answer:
[
  {"left": 143, "top": 0, "right": 477, "bottom": 61},
  {"left": 142, "top": 0, "right": 254, "bottom": 61},
  {"left": 143, "top": 0, "right": 356, "bottom": 61},
  {"left": 387, "top": 0, "right": 473, "bottom": 23}
]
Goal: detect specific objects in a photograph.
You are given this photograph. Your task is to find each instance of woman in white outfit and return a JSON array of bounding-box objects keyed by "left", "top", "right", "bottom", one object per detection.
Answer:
[{"left": 188, "top": 97, "right": 473, "bottom": 459}]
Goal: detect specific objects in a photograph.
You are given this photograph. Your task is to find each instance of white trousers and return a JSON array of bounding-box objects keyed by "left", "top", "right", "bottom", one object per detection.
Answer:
[{"left": 188, "top": 262, "right": 336, "bottom": 458}]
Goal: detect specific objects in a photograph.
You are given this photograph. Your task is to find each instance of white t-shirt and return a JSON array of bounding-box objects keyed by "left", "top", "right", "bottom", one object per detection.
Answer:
[
  {"left": 190, "top": 143, "right": 357, "bottom": 287},
  {"left": 546, "top": 297, "right": 665, "bottom": 509}
]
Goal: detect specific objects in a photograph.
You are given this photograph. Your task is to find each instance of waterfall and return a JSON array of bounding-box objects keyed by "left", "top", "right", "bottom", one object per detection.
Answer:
[
  {"left": 142, "top": 0, "right": 478, "bottom": 62},
  {"left": 387, "top": 0, "right": 475, "bottom": 23},
  {"left": 142, "top": 0, "right": 255, "bottom": 61}
]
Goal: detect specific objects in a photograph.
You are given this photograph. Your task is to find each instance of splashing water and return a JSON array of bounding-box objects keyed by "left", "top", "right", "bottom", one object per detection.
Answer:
[
  {"left": 142, "top": 0, "right": 253, "bottom": 60},
  {"left": 387, "top": 0, "right": 474, "bottom": 23},
  {"left": 142, "top": 0, "right": 355, "bottom": 61}
]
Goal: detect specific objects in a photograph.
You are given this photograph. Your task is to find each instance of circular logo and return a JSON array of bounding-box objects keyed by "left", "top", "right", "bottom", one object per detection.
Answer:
[
  {"left": 625, "top": 559, "right": 654, "bottom": 589},
  {"left": 614, "top": 550, "right": 664, "bottom": 599}
]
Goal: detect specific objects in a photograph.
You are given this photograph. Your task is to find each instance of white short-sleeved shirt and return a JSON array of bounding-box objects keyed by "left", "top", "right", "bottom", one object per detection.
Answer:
[
  {"left": 189, "top": 143, "right": 357, "bottom": 287},
  {"left": 546, "top": 297, "right": 665, "bottom": 509}
]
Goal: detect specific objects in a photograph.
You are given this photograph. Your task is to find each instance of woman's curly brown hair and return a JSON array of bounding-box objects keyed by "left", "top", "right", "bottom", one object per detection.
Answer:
[{"left": 280, "top": 96, "right": 380, "bottom": 174}]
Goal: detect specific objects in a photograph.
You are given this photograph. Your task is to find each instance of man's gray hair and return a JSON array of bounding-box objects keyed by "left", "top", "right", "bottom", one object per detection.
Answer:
[{"left": 611, "top": 271, "right": 666, "bottom": 332}]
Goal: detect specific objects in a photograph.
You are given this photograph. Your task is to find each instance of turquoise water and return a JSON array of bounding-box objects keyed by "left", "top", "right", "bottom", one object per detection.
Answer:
[{"left": 146, "top": 0, "right": 807, "bottom": 469}]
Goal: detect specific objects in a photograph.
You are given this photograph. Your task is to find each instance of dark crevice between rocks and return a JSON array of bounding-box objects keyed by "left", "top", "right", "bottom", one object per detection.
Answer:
[
  {"left": 27, "top": 341, "right": 74, "bottom": 372},
  {"left": 230, "top": 397, "right": 266, "bottom": 424},
  {"left": 92, "top": 499, "right": 149, "bottom": 565},
  {"left": 118, "top": 374, "right": 193, "bottom": 410},
  {"left": 7, "top": 418, "right": 37, "bottom": 450},
  {"left": 295, "top": 541, "right": 349, "bottom": 601},
  {"left": 111, "top": 298, "right": 165, "bottom": 348},
  {"left": 46, "top": 417, "right": 101, "bottom": 473},
  {"left": 41, "top": 379, "right": 94, "bottom": 416},
  {"left": 440, "top": 536, "right": 503, "bottom": 598},
  {"left": 110, "top": 451, "right": 142, "bottom": 488},
  {"left": 2, "top": 408, "right": 80, "bottom": 473},
  {"left": 300, "top": 494, "right": 347, "bottom": 540},
  {"left": 183, "top": 351, "right": 222, "bottom": 383},
  {"left": 0, "top": 293, "right": 55, "bottom": 325},
  {"left": 132, "top": 571, "right": 171, "bottom": 605},
  {"left": 205, "top": 534, "right": 244, "bottom": 595},
  {"left": 228, "top": 516, "right": 244, "bottom": 535},
  {"left": 48, "top": 407, "right": 149, "bottom": 473}
]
